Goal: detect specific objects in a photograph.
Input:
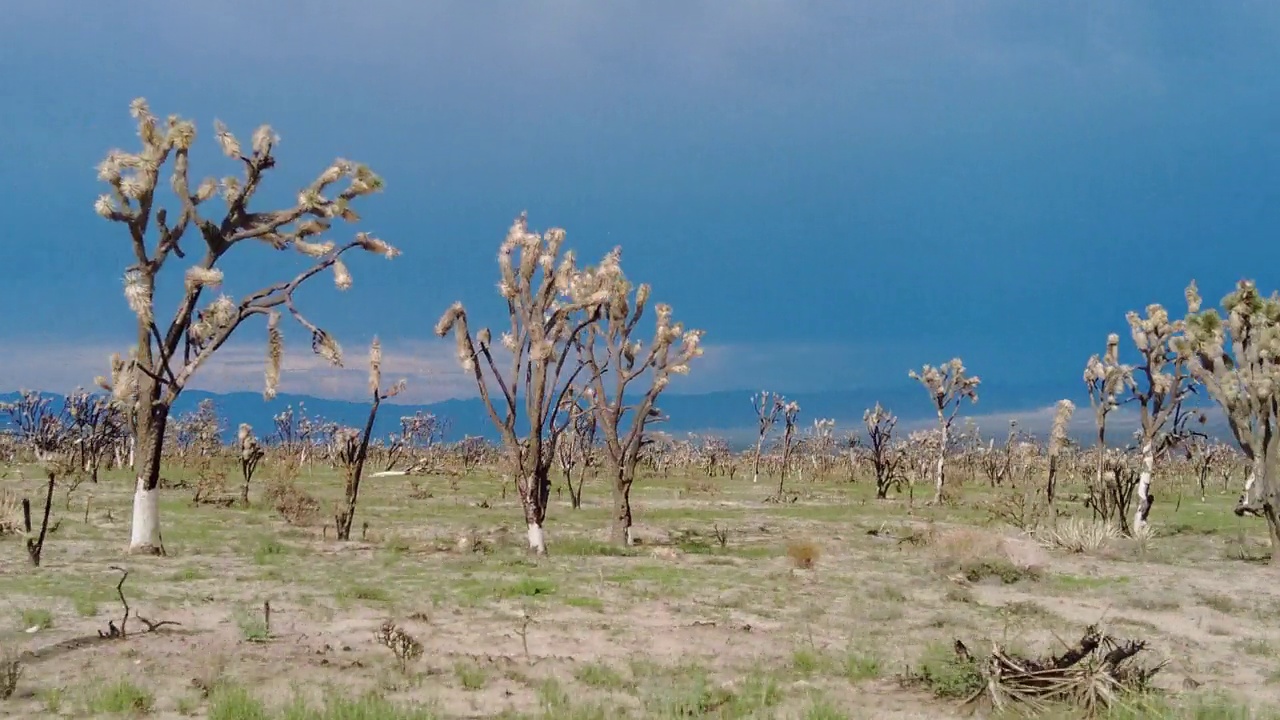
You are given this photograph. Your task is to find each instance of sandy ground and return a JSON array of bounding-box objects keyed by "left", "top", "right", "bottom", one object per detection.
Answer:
[{"left": 1, "top": 464, "right": 1277, "bottom": 718}]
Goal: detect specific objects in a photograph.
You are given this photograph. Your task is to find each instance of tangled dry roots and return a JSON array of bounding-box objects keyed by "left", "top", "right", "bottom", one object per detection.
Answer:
[{"left": 958, "top": 625, "right": 1165, "bottom": 716}]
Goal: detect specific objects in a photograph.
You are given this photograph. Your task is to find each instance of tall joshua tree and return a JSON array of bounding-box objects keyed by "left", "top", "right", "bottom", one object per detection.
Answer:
[
  {"left": 93, "top": 98, "right": 398, "bottom": 554},
  {"left": 1182, "top": 280, "right": 1280, "bottom": 560},
  {"left": 574, "top": 249, "right": 705, "bottom": 545},
  {"left": 909, "top": 358, "right": 980, "bottom": 504},
  {"left": 1122, "top": 304, "right": 1195, "bottom": 532},
  {"left": 1083, "top": 333, "right": 1131, "bottom": 520},
  {"left": 435, "top": 214, "right": 605, "bottom": 555},
  {"left": 750, "top": 392, "right": 785, "bottom": 484}
]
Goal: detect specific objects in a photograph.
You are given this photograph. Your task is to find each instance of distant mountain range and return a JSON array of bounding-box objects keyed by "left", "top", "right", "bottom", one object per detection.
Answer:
[{"left": 0, "top": 379, "right": 1233, "bottom": 449}]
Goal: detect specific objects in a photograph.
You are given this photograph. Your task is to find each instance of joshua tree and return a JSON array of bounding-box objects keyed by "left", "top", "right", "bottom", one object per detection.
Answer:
[
  {"left": 237, "top": 424, "right": 265, "bottom": 505},
  {"left": 92, "top": 98, "right": 397, "bottom": 554},
  {"left": 1121, "top": 304, "right": 1196, "bottom": 532},
  {"left": 332, "top": 338, "right": 406, "bottom": 540},
  {"left": 863, "top": 403, "right": 901, "bottom": 499},
  {"left": 435, "top": 214, "right": 606, "bottom": 554},
  {"left": 909, "top": 358, "right": 980, "bottom": 503},
  {"left": 1046, "top": 399, "right": 1075, "bottom": 512},
  {"left": 750, "top": 392, "right": 785, "bottom": 483},
  {"left": 770, "top": 400, "right": 801, "bottom": 501},
  {"left": 1083, "top": 333, "right": 1131, "bottom": 523},
  {"left": 574, "top": 248, "right": 705, "bottom": 545},
  {"left": 1182, "top": 280, "right": 1280, "bottom": 560}
]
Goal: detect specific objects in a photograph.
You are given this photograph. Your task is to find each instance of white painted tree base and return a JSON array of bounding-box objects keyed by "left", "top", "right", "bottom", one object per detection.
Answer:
[
  {"left": 527, "top": 523, "right": 546, "bottom": 554},
  {"left": 129, "top": 481, "right": 161, "bottom": 554}
]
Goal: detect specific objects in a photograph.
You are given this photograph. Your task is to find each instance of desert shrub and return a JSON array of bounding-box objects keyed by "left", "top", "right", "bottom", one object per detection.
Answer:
[
  {"left": 907, "top": 640, "right": 984, "bottom": 699},
  {"left": 787, "top": 539, "right": 821, "bottom": 569},
  {"left": 263, "top": 477, "right": 320, "bottom": 526},
  {"left": 927, "top": 528, "right": 1043, "bottom": 584},
  {"left": 0, "top": 650, "right": 20, "bottom": 700}
]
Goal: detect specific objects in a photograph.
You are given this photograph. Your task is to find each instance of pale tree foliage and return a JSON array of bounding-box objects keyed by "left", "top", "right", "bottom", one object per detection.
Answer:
[
  {"left": 435, "top": 214, "right": 609, "bottom": 554},
  {"left": 863, "top": 403, "right": 901, "bottom": 499},
  {"left": 1083, "top": 333, "right": 1131, "bottom": 522},
  {"left": 749, "top": 392, "right": 786, "bottom": 483},
  {"left": 1121, "top": 304, "right": 1195, "bottom": 532},
  {"left": 1046, "top": 399, "right": 1075, "bottom": 513},
  {"left": 909, "top": 358, "right": 980, "bottom": 503},
  {"left": 92, "top": 98, "right": 399, "bottom": 554},
  {"left": 1182, "top": 279, "right": 1280, "bottom": 561},
  {"left": 575, "top": 248, "right": 705, "bottom": 545}
]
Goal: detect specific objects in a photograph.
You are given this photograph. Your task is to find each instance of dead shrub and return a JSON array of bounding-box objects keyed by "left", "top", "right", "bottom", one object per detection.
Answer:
[
  {"left": 927, "top": 528, "right": 1043, "bottom": 584},
  {"left": 0, "top": 649, "right": 19, "bottom": 700},
  {"left": 264, "top": 477, "right": 320, "bottom": 527},
  {"left": 0, "top": 490, "right": 21, "bottom": 537},
  {"left": 787, "top": 539, "right": 821, "bottom": 569}
]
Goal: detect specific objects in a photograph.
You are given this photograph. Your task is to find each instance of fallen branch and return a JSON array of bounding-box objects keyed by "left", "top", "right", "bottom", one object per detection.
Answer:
[
  {"left": 98, "top": 566, "right": 182, "bottom": 639},
  {"left": 956, "top": 624, "right": 1165, "bottom": 716}
]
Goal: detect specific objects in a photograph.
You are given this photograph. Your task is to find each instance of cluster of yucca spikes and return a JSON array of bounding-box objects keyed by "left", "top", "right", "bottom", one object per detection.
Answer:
[
  {"left": 434, "top": 213, "right": 705, "bottom": 551},
  {"left": 91, "top": 98, "right": 400, "bottom": 553}
]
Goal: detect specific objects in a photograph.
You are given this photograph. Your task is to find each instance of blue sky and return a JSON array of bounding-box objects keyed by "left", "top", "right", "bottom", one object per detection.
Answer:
[{"left": 2, "top": 1, "right": 1279, "bottom": 418}]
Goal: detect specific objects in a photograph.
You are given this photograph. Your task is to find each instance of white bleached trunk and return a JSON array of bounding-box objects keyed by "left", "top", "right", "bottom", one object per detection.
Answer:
[
  {"left": 1242, "top": 467, "right": 1258, "bottom": 507},
  {"left": 129, "top": 478, "right": 161, "bottom": 553},
  {"left": 527, "top": 523, "right": 546, "bottom": 555},
  {"left": 1133, "top": 441, "right": 1155, "bottom": 531},
  {"left": 932, "top": 421, "right": 948, "bottom": 503}
]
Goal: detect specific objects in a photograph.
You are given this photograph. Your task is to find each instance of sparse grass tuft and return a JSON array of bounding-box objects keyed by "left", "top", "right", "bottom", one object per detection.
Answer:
[{"left": 83, "top": 678, "right": 155, "bottom": 715}]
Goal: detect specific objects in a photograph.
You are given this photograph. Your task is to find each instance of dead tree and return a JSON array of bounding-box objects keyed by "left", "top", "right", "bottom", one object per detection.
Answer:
[
  {"left": 435, "top": 214, "right": 601, "bottom": 554},
  {"left": 574, "top": 248, "right": 705, "bottom": 545},
  {"left": 1183, "top": 280, "right": 1280, "bottom": 561},
  {"left": 1083, "top": 333, "right": 1131, "bottom": 526},
  {"left": 750, "top": 392, "right": 785, "bottom": 484},
  {"left": 863, "top": 403, "right": 901, "bottom": 499},
  {"left": 63, "top": 389, "right": 126, "bottom": 484},
  {"left": 333, "top": 339, "right": 406, "bottom": 540},
  {"left": 91, "top": 98, "right": 398, "bottom": 554},
  {"left": 771, "top": 401, "right": 801, "bottom": 502},
  {"left": 909, "top": 359, "right": 980, "bottom": 503},
  {"left": 0, "top": 390, "right": 68, "bottom": 462},
  {"left": 556, "top": 389, "right": 597, "bottom": 509},
  {"left": 237, "top": 424, "right": 265, "bottom": 505},
  {"left": 1121, "top": 304, "right": 1195, "bottom": 532}
]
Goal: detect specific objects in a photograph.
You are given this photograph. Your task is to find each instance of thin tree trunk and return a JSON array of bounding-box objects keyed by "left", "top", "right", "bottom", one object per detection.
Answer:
[
  {"left": 932, "top": 422, "right": 948, "bottom": 504},
  {"left": 517, "top": 467, "right": 550, "bottom": 554},
  {"left": 335, "top": 393, "right": 380, "bottom": 541},
  {"left": 611, "top": 465, "right": 634, "bottom": 546},
  {"left": 752, "top": 437, "right": 765, "bottom": 483},
  {"left": 1133, "top": 440, "right": 1155, "bottom": 531}
]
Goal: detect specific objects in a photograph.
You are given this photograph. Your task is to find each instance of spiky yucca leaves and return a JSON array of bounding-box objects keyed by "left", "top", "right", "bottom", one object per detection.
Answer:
[
  {"left": 909, "top": 359, "right": 980, "bottom": 504},
  {"left": 1182, "top": 279, "right": 1280, "bottom": 560},
  {"left": 573, "top": 247, "right": 705, "bottom": 545},
  {"left": 93, "top": 98, "right": 399, "bottom": 555},
  {"left": 1118, "top": 304, "right": 1196, "bottom": 533},
  {"left": 435, "top": 213, "right": 610, "bottom": 554}
]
